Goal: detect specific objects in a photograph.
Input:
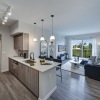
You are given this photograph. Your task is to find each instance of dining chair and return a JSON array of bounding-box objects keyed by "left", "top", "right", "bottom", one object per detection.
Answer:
[{"left": 53, "top": 59, "right": 62, "bottom": 82}]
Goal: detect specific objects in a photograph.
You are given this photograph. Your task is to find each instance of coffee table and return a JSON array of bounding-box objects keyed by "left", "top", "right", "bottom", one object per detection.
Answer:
[{"left": 70, "top": 60, "right": 81, "bottom": 68}]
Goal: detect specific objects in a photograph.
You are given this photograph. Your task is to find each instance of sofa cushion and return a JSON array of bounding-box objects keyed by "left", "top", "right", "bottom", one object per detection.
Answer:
[
  {"left": 88, "top": 56, "right": 96, "bottom": 64},
  {"left": 96, "top": 56, "right": 100, "bottom": 63},
  {"left": 88, "top": 59, "right": 93, "bottom": 64},
  {"left": 89, "top": 56, "right": 96, "bottom": 61}
]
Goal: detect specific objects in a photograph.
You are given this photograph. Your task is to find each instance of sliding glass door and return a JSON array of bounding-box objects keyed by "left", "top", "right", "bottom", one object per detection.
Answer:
[
  {"left": 83, "top": 40, "right": 92, "bottom": 58},
  {"left": 72, "top": 40, "right": 82, "bottom": 57},
  {"left": 72, "top": 39, "right": 92, "bottom": 58}
]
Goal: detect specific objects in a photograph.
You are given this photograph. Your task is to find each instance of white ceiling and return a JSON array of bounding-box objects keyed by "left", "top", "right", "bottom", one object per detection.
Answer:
[{"left": 0, "top": 0, "right": 100, "bottom": 36}]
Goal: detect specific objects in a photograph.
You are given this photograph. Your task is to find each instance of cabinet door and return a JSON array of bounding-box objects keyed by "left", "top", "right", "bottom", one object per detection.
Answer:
[
  {"left": 9, "top": 58, "right": 14, "bottom": 74},
  {"left": 30, "top": 68, "right": 39, "bottom": 97},
  {"left": 18, "top": 35, "right": 23, "bottom": 50},
  {"left": 13, "top": 62, "right": 19, "bottom": 77},
  {"left": 25, "top": 67, "right": 39, "bottom": 97},
  {"left": 14, "top": 36, "right": 18, "bottom": 49},
  {"left": 14, "top": 34, "right": 23, "bottom": 50},
  {"left": 18, "top": 63, "right": 21, "bottom": 80},
  {"left": 18, "top": 63, "right": 26, "bottom": 84},
  {"left": 25, "top": 66, "right": 31, "bottom": 89},
  {"left": 23, "top": 34, "right": 29, "bottom": 50}
]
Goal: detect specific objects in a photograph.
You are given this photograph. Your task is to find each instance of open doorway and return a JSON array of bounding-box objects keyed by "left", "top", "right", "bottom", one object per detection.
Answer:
[{"left": 0, "top": 35, "right": 1, "bottom": 72}]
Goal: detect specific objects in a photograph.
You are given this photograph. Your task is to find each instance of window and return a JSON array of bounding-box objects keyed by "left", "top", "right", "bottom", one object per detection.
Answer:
[
  {"left": 72, "top": 40, "right": 82, "bottom": 57},
  {"left": 72, "top": 39, "right": 92, "bottom": 58},
  {"left": 83, "top": 40, "right": 92, "bottom": 58}
]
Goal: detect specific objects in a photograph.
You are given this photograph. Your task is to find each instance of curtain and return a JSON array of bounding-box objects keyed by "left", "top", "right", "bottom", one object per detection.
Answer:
[{"left": 92, "top": 38, "right": 97, "bottom": 56}]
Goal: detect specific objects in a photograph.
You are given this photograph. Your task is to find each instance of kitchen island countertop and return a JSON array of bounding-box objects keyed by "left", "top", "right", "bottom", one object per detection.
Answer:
[{"left": 9, "top": 57, "right": 60, "bottom": 72}]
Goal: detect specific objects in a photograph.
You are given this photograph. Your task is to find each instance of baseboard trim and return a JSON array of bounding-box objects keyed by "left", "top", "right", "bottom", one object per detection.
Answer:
[
  {"left": 1, "top": 69, "right": 9, "bottom": 72},
  {"left": 38, "top": 86, "right": 57, "bottom": 100}
]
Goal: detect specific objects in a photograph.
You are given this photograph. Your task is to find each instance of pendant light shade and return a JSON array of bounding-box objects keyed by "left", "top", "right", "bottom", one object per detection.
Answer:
[
  {"left": 33, "top": 23, "right": 37, "bottom": 42},
  {"left": 50, "top": 15, "right": 55, "bottom": 42},
  {"left": 40, "top": 37, "right": 45, "bottom": 41},
  {"left": 50, "top": 35, "right": 55, "bottom": 40},
  {"left": 40, "top": 19, "right": 45, "bottom": 41}
]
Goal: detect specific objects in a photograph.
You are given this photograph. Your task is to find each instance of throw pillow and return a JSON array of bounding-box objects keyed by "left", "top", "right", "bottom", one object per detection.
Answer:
[
  {"left": 80, "top": 60, "right": 88, "bottom": 65},
  {"left": 88, "top": 56, "right": 96, "bottom": 64},
  {"left": 96, "top": 56, "right": 100, "bottom": 63},
  {"left": 88, "top": 59, "right": 93, "bottom": 64}
]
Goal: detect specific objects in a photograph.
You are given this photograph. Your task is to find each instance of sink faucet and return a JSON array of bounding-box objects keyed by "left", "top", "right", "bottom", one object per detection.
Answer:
[{"left": 30, "top": 52, "right": 35, "bottom": 60}]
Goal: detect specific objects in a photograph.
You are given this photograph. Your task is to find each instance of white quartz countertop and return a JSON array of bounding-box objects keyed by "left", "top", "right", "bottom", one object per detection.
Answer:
[{"left": 9, "top": 57, "right": 60, "bottom": 72}]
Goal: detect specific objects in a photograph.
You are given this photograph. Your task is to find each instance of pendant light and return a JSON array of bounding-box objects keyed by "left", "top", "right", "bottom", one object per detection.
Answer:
[
  {"left": 40, "top": 19, "right": 45, "bottom": 41},
  {"left": 33, "top": 23, "right": 37, "bottom": 42},
  {"left": 50, "top": 15, "right": 55, "bottom": 42}
]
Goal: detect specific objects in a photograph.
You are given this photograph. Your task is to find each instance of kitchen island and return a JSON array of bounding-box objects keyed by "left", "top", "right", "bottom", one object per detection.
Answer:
[{"left": 9, "top": 57, "right": 60, "bottom": 100}]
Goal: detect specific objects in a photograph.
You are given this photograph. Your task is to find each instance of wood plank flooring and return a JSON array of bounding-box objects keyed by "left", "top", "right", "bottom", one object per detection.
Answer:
[
  {"left": 48, "top": 70, "right": 100, "bottom": 100},
  {"left": 0, "top": 72, "right": 37, "bottom": 100},
  {"left": 0, "top": 70, "right": 100, "bottom": 100}
]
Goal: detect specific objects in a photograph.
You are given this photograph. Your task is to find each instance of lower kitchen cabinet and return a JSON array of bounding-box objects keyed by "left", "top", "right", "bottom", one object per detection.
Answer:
[
  {"left": 22, "top": 64, "right": 39, "bottom": 97},
  {"left": 9, "top": 58, "right": 39, "bottom": 97},
  {"left": 18, "top": 63, "right": 26, "bottom": 84},
  {"left": 30, "top": 67, "right": 39, "bottom": 97},
  {"left": 9, "top": 58, "right": 18, "bottom": 76},
  {"left": 9, "top": 58, "right": 14, "bottom": 74},
  {"left": 13, "top": 61, "right": 19, "bottom": 77}
]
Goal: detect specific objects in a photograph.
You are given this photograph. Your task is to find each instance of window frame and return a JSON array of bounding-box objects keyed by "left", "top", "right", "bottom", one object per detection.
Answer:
[{"left": 71, "top": 39, "right": 93, "bottom": 58}]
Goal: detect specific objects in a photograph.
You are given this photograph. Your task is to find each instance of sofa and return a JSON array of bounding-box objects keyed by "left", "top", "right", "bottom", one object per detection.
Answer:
[{"left": 84, "top": 64, "right": 100, "bottom": 81}]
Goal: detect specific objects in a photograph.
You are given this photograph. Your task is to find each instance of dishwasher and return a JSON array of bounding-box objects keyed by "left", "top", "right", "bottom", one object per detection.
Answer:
[{"left": 13, "top": 60, "right": 19, "bottom": 77}]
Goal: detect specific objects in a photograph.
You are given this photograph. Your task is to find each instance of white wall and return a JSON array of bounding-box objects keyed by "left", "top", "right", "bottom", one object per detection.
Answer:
[
  {"left": 10, "top": 21, "right": 65, "bottom": 58},
  {"left": 10, "top": 20, "right": 19, "bottom": 34},
  {"left": 55, "top": 36, "right": 66, "bottom": 57},
  {"left": 0, "top": 25, "right": 17, "bottom": 72}
]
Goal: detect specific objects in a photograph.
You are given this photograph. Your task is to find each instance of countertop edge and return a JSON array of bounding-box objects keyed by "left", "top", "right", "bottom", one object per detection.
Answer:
[{"left": 9, "top": 57, "right": 60, "bottom": 72}]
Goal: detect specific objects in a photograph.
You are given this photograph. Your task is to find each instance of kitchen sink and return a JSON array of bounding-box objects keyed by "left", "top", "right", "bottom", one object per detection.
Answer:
[{"left": 24, "top": 59, "right": 36, "bottom": 66}]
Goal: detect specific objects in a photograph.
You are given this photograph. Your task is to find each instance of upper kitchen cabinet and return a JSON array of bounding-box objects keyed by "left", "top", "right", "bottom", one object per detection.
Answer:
[{"left": 14, "top": 33, "right": 29, "bottom": 50}]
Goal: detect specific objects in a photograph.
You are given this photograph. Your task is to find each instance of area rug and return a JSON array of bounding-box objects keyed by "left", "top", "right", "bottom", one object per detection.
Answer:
[{"left": 61, "top": 61, "right": 85, "bottom": 76}]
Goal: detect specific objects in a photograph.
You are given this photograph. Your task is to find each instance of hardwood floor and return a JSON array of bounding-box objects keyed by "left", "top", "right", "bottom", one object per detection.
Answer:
[
  {"left": 48, "top": 70, "right": 100, "bottom": 100},
  {"left": 0, "top": 72, "right": 37, "bottom": 100},
  {"left": 0, "top": 70, "right": 100, "bottom": 100}
]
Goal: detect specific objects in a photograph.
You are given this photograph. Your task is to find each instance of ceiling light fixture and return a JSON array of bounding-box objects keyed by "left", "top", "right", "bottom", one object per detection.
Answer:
[
  {"left": 33, "top": 23, "right": 37, "bottom": 42},
  {"left": 40, "top": 19, "right": 45, "bottom": 41},
  {"left": 7, "top": 6, "right": 12, "bottom": 16},
  {"left": 50, "top": 15, "right": 55, "bottom": 42},
  {"left": 1, "top": 6, "right": 12, "bottom": 25},
  {"left": 4, "top": 16, "right": 8, "bottom": 20}
]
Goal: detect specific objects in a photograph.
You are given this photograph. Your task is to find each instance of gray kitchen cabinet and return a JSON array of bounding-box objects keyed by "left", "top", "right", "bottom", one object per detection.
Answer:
[
  {"left": 9, "top": 59, "right": 39, "bottom": 97},
  {"left": 14, "top": 33, "right": 29, "bottom": 50},
  {"left": 24, "top": 65, "right": 39, "bottom": 97},
  {"left": 13, "top": 61, "right": 19, "bottom": 77},
  {"left": 18, "top": 63, "right": 26, "bottom": 84},
  {"left": 9, "top": 58, "right": 14, "bottom": 74},
  {"left": 30, "top": 67, "right": 39, "bottom": 97},
  {"left": 9, "top": 58, "right": 19, "bottom": 77},
  {"left": 25, "top": 66, "right": 31, "bottom": 89}
]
